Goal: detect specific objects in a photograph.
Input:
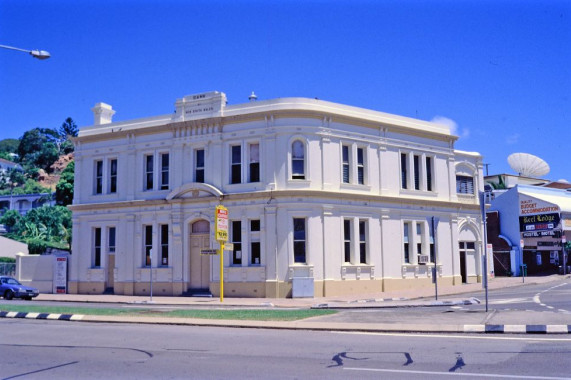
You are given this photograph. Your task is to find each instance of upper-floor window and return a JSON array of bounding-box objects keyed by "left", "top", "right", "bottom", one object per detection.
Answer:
[
  {"left": 456, "top": 175, "right": 474, "bottom": 194},
  {"left": 401, "top": 152, "right": 435, "bottom": 192},
  {"left": 145, "top": 155, "right": 154, "bottom": 191},
  {"left": 231, "top": 145, "right": 241, "bottom": 184},
  {"left": 291, "top": 141, "right": 305, "bottom": 180},
  {"left": 426, "top": 157, "right": 433, "bottom": 192},
  {"left": 195, "top": 149, "right": 204, "bottom": 183},
  {"left": 342, "top": 145, "right": 367, "bottom": 185},
  {"left": 249, "top": 143, "right": 260, "bottom": 182},
  {"left": 293, "top": 218, "right": 306, "bottom": 263},
  {"left": 95, "top": 160, "right": 103, "bottom": 194},
  {"left": 160, "top": 153, "right": 169, "bottom": 190},
  {"left": 342, "top": 145, "right": 350, "bottom": 183},
  {"left": 357, "top": 148, "right": 365, "bottom": 185},
  {"left": 109, "top": 159, "right": 118, "bottom": 193},
  {"left": 401, "top": 153, "right": 408, "bottom": 189},
  {"left": 413, "top": 155, "right": 421, "bottom": 190}
]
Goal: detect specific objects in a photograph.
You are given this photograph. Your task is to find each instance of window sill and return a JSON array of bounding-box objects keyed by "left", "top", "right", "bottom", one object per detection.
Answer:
[
  {"left": 399, "top": 189, "right": 438, "bottom": 197},
  {"left": 340, "top": 183, "right": 372, "bottom": 191}
]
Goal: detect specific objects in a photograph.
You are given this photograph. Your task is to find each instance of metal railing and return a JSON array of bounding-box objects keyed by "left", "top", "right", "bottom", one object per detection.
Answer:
[{"left": 0, "top": 263, "right": 16, "bottom": 277}]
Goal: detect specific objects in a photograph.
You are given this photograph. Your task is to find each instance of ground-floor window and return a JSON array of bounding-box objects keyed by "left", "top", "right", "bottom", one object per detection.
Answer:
[
  {"left": 160, "top": 224, "right": 168, "bottom": 266},
  {"left": 293, "top": 218, "right": 306, "bottom": 263},
  {"left": 231, "top": 221, "right": 242, "bottom": 265},
  {"left": 403, "top": 222, "right": 410, "bottom": 263},
  {"left": 144, "top": 225, "right": 152, "bottom": 266},
  {"left": 93, "top": 227, "right": 102, "bottom": 267}
]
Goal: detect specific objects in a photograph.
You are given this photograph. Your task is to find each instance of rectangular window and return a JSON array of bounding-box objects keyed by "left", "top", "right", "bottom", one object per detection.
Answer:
[
  {"left": 108, "top": 227, "right": 116, "bottom": 253},
  {"left": 401, "top": 153, "right": 408, "bottom": 189},
  {"left": 291, "top": 141, "right": 305, "bottom": 180},
  {"left": 413, "top": 155, "right": 420, "bottom": 190},
  {"left": 293, "top": 218, "right": 306, "bottom": 263},
  {"left": 250, "top": 219, "right": 260, "bottom": 232},
  {"left": 416, "top": 222, "right": 423, "bottom": 259},
  {"left": 343, "top": 219, "right": 351, "bottom": 263},
  {"left": 95, "top": 160, "right": 103, "bottom": 194},
  {"left": 195, "top": 149, "right": 205, "bottom": 183},
  {"left": 342, "top": 145, "right": 350, "bottom": 183},
  {"left": 231, "top": 145, "right": 241, "bottom": 184},
  {"left": 145, "top": 155, "right": 154, "bottom": 190},
  {"left": 429, "top": 222, "right": 435, "bottom": 263},
  {"left": 249, "top": 143, "right": 260, "bottom": 183},
  {"left": 456, "top": 175, "right": 474, "bottom": 194},
  {"left": 109, "top": 159, "right": 117, "bottom": 193},
  {"left": 231, "top": 221, "right": 242, "bottom": 265},
  {"left": 403, "top": 222, "right": 410, "bottom": 263},
  {"left": 250, "top": 242, "right": 261, "bottom": 265},
  {"left": 359, "top": 220, "right": 367, "bottom": 264},
  {"left": 357, "top": 148, "right": 365, "bottom": 185},
  {"left": 426, "top": 157, "right": 433, "bottom": 192},
  {"left": 160, "top": 153, "right": 169, "bottom": 190},
  {"left": 160, "top": 224, "right": 168, "bottom": 266},
  {"left": 94, "top": 227, "right": 102, "bottom": 267},
  {"left": 250, "top": 219, "right": 261, "bottom": 265},
  {"left": 144, "top": 225, "right": 152, "bottom": 266}
]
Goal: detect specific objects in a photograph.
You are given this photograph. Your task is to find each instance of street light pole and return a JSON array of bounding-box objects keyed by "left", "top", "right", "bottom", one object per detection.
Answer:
[{"left": 0, "top": 44, "right": 51, "bottom": 60}]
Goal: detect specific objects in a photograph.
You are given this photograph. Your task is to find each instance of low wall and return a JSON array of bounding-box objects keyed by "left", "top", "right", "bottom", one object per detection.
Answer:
[{"left": 16, "top": 254, "right": 54, "bottom": 293}]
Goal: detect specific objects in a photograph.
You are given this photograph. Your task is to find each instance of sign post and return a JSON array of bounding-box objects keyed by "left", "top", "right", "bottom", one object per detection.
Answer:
[
  {"left": 215, "top": 205, "right": 229, "bottom": 302},
  {"left": 563, "top": 235, "right": 567, "bottom": 275}
]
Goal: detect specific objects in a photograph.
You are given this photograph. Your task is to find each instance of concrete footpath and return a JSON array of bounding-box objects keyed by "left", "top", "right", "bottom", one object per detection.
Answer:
[{"left": 3, "top": 275, "right": 571, "bottom": 334}]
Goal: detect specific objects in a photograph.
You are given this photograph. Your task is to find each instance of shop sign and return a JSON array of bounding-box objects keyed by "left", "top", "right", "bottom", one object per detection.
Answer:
[
  {"left": 522, "top": 230, "right": 557, "bottom": 238},
  {"left": 519, "top": 196, "right": 559, "bottom": 216},
  {"left": 519, "top": 213, "right": 560, "bottom": 232}
]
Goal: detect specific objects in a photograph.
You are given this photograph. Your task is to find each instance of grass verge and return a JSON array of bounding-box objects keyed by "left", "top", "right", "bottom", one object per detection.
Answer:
[{"left": 0, "top": 305, "right": 337, "bottom": 321}]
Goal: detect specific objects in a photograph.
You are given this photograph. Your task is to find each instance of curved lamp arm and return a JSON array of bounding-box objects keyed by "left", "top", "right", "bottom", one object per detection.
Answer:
[{"left": 0, "top": 44, "right": 50, "bottom": 60}]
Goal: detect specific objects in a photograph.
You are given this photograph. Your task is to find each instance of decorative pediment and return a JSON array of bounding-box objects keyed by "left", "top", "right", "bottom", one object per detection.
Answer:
[{"left": 166, "top": 183, "right": 224, "bottom": 201}]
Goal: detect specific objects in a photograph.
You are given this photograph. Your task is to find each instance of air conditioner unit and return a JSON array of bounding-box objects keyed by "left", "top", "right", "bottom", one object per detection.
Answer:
[{"left": 418, "top": 255, "right": 429, "bottom": 264}]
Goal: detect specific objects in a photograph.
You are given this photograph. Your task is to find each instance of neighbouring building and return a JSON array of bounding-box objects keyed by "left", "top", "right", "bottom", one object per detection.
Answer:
[
  {"left": 488, "top": 185, "right": 571, "bottom": 276},
  {"left": 69, "top": 91, "right": 486, "bottom": 298}
]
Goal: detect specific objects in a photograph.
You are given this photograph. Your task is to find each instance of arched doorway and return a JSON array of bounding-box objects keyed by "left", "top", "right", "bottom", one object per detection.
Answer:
[
  {"left": 458, "top": 223, "right": 480, "bottom": 284},
  {"left": 189, "top": 220, "right": 210, "bottom": 292}
]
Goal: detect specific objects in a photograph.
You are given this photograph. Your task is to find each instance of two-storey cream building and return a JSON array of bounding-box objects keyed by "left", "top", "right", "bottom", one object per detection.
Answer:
[{"left": 69, "top": 91, "right": 485, "bottom": 297}]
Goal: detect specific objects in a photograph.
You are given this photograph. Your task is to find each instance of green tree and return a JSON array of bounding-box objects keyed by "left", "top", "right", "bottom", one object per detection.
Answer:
[
  {"left": 18, "top": 128, "right": 60, "bottom": 173},
  {"left": 21, "top": 206, "right": 71, "bottom": 244},
  {"left": 55, "top": 161, "right": 74, "bottom": 206},
  {"left": 0, "top": 209, "right": 23, "bottom": 233},
  {"left": 0, "top": 138, "right": 19, "bottom": 154},
  {"left": 59, "top": 117, "right": 78, "bottom": 139}
]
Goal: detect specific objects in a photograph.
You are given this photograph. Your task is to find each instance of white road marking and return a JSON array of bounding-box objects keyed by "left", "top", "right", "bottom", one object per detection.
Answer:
[
  {"left": 344, "top": 367, "right": 571, "bottom": 379},
  {"left": 491, "top": 298, "right": 531, "bottom": 304},
  {"left": 332, "top": 331, "right": 571, "bottom": 342},
  {"left": 546, "top": 325, "right": 569, "bottom": 333}
]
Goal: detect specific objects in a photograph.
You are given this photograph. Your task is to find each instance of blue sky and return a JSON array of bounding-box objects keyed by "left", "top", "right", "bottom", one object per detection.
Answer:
[{"left": 1, "top": 0, "right": 569, "bottom": 180}]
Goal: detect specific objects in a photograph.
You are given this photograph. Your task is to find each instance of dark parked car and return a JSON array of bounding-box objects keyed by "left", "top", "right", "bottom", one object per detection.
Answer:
[{"left": 0, "top": 276, "right": 39, "bottom": 300}]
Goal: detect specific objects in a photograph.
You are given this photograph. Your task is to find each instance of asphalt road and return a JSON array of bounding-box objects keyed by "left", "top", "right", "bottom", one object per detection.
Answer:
[{"left": 1, "top": 319, "right": 571, "bottom": 379}]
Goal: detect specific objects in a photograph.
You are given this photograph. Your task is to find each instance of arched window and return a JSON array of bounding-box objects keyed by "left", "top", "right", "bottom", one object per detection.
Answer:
[{"left": 291, "top": 140, "right": 305, "bottom": 180}]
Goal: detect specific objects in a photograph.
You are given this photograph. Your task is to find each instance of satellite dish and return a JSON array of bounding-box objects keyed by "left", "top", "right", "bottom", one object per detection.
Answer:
[{"left": 507, "top": 153, "right": 550, "bottom": 177}]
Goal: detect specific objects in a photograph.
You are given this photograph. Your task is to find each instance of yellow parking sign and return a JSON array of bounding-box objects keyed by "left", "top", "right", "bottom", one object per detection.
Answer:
[{"left": 215, "top": 205, "right": 228, "bottom": 242}]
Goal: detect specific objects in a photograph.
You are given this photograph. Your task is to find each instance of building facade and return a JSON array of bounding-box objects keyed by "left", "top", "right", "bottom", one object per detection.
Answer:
[
  {"left": 69, "top": 91, "right": 485, "bottom": 297},
  {"left": 488, "top": 185, "right": 571, "bottom": 276}
]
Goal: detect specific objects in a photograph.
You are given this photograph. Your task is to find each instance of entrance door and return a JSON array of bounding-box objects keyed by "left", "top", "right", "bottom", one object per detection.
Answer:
[
  {"left": 190, "top": 220, "right": 211, "bottom": 290},
  {"left": 459, "top": 251, "right": 467, "bottom": 283},
  {"left": 107, "top": 254, "right": 115, "bottom": 291}
]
